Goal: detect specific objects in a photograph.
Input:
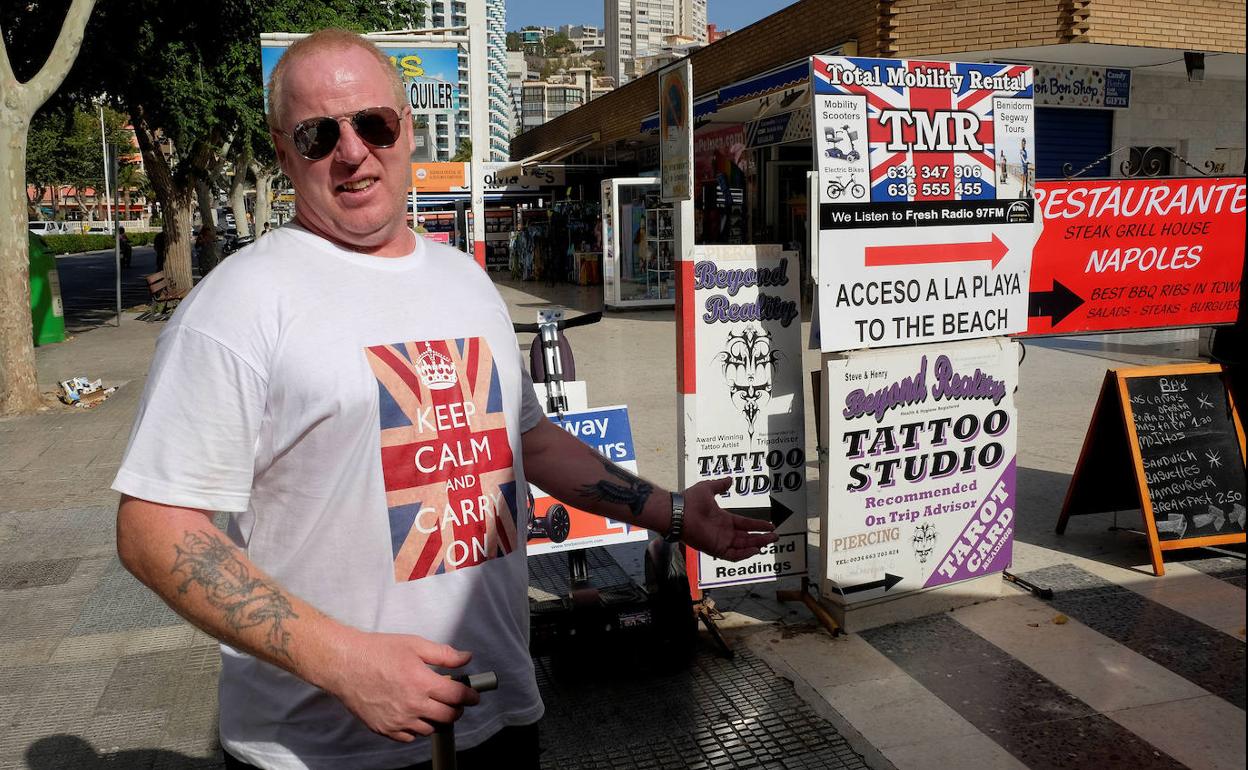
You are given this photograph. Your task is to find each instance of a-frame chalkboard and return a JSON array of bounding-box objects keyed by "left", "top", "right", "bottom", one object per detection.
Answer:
[{"left": 1057, "top": 363, "right": 1246, "bottom": 576}]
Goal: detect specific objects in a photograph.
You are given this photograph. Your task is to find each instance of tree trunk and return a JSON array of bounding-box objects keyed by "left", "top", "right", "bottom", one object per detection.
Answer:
[
  {"left": 0, "top": 0, "right": 97, "bottom": 416},
  {"left": 228, "top": 148, "right": 252, "bottom": 237},
  {"left": 130, "top": 106, "right": 195, "bottom": 293},
  {"left": 0, "top": 119, "right": 42, "bottom": 414},
  {"left": 195, "top": 178, "right": 216, "bottom": 229},
  {"left": 163, "top": 194, "right": 194, "bottom": 291},
  {"left": 250, "top": 161, "right": 279, "bottom": 228}
]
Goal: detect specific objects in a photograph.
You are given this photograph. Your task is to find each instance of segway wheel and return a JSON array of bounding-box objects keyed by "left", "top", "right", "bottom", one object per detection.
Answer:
[
  {"left": 546, "top": 504, "right": 571, "bottom": 543},
  {"left": 644, "top": 539, "right": 697, "bottom": 669}
]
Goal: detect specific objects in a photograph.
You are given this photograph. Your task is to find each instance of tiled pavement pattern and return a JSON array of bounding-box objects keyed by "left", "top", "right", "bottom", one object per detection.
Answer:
[{"left": 1021, "top": 563, "right": 1246, "bottom": 710}]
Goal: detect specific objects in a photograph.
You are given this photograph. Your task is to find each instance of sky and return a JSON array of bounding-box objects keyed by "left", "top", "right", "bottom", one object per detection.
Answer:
[{"left": 505, "top": 0, "right": 797, "bottom": 32}]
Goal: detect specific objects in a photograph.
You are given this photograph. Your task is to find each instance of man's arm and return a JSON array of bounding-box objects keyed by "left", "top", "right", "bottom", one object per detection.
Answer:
[
  {"left": 116, "top": 495, "right": 479, "bottom": 741},
  {"left": 520, "top": 418, "right": 776, "bottom": 560}
]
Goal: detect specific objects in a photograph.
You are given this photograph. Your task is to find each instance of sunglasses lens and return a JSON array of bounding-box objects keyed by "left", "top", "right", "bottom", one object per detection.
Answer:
[
  {"left": 353, "top": 107, "right": 401, "bottom": 147},
  {"left": 293, "top": 117, "right": 339, "bottom": 160}
]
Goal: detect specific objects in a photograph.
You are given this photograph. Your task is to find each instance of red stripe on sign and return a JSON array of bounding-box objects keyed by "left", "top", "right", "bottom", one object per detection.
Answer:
[{"left": 676, "top": 260, "right": 697, "bottom": 394}]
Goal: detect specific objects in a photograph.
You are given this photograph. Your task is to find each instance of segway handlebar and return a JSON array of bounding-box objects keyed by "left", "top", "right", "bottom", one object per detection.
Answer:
[
  {"left": 431, "top": 671, "right": 499, "bottom": 770},
  {"left": 512, "top": 311, "right": 602, "bottom": 334}
]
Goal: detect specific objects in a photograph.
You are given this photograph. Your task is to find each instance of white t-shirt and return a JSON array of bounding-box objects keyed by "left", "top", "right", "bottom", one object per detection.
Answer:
[{"left": 113, "top": 224, "right": 546, "bottom": 769}]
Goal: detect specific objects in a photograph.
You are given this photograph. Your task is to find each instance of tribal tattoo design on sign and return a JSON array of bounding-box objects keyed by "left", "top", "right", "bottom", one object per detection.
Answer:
[
  {"left": 366, "top": 338, "right": 520, "bottom": 582},
  {"left": 716, "top": 325, "right": 779, "bottom": 443}
]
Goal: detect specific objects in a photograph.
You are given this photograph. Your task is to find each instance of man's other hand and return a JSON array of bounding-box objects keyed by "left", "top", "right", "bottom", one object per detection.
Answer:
[
  {"left": 681, "top": 478, "right": 779, "bottom": 561},
  {"left": 324, "top": 630, "right": 480, "bottom": 742}
]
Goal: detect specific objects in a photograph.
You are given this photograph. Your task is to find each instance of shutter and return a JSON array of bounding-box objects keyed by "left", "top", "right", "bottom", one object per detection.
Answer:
[{"left": 1035, "top": 107, "right": 1114, "bottom": 180}]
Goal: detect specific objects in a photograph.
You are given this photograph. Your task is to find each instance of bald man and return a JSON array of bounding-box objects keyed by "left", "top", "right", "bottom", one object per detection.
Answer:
[{"left": 113, "top": 29, "right": 775, "bottom": 770}]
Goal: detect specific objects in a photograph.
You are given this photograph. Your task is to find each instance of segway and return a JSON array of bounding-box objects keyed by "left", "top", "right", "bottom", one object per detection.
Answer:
[{"left": 515, "top": 308, "right": 698, "bottom": 669}]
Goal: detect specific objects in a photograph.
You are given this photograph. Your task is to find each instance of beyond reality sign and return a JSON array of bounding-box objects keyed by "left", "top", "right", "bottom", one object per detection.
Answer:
[
  {"left": 684, "top": 244, "right": 807, "bottom": 588},
  {"left": 810, "top": 56, "right": 1039, "bottom": 351},
  {"left": 823, "top": 338, "right": 1018, "bottom": 604}
]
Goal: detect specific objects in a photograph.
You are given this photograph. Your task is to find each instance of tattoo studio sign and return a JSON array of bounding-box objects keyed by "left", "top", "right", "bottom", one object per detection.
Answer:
[
  {"left": 682, "top": 244, "right": 808, "bottom": 588},
  {"left": 823, "top": 338, "right": 1018, "bottom": 603}
]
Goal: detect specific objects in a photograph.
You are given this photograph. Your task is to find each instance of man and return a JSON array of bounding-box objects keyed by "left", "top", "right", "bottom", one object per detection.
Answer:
[{"left": 113, "top": 29, "right": 775, "bottom": 770}]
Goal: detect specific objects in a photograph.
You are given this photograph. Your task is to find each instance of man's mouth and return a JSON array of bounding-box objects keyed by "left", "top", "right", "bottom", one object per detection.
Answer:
[{"left": 338, "top": 177, "right": 378, "bottom": 192}]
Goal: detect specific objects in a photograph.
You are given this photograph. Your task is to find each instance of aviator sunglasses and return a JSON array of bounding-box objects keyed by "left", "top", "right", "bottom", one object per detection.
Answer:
[{"left": 281, "top": 106, "right": 406, "bottom": 161}]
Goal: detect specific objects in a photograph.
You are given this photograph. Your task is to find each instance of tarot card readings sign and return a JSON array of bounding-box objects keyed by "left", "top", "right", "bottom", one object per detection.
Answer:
[
  {"left": 684, "top": 244, "right": 808, "bottom": 588},
  {"left": 823, "top": 338, "right": 1018, "bottom": 604}
]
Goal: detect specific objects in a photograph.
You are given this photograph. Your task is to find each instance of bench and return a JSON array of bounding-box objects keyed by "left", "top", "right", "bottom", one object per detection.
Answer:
[{"left": 139, "top": 271, "right": 188, "bottom": 321}]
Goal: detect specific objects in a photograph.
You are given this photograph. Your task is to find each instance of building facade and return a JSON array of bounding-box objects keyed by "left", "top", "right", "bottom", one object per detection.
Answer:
[
  {"left": 519, "top": 68, "right": 614, "bottom": 133},
  {"left": 418, "top": 0, "right": 511, "bottom": 161},
  {"left": 604, "top": 0, "right": 708, "bottom": 85}
]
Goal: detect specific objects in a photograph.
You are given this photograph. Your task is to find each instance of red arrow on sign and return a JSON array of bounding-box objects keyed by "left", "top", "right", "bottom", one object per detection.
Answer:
[{"left": 864, "top": 233, "right": 1009, "bottom": 269}]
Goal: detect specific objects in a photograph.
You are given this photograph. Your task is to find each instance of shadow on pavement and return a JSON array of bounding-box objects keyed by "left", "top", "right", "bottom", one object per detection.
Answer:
[
  {"left": 54, "top": 247, "right": 202, "bottom": 335},
  {"left": 26, "top": 735, "right": 221, "bottom": 769}
]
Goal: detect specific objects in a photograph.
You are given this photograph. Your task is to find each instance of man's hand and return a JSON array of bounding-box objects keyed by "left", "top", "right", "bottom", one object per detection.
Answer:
[
  {"left": 680, "top": 478, "right": 778, "bottom": 561},
  {"left": 322, "top": 630, "right": 481, "bottom": 742}
]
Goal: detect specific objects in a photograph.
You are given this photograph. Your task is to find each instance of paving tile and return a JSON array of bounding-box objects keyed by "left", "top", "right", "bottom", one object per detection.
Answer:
[
  {"left": 882, "top": 732, "right": 1027, "bottom": 770},
  {"left": 1110, "top": 695, "right": 1247, "bottom": 770},
  {"left": 52, "top": 625, "right": 196, "bottom": 664},
  {"left": 0, "top": 557, "right": 80, "bottom": 590},
  {"left": 68, "top": 559, "right": 183, "bottom": 636},
  {"left": 1022, "top": 563, "right": 1247, "bottom": 709},
  {"left": 97, "top": 649, "right": 191, "bottom": 713}
]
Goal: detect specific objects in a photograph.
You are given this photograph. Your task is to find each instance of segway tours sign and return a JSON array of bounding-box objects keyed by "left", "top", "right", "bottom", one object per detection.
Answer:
[
  {"left": 811, "top": 56, "right": 1040, "bottom": 350},
  {"left": 527, "top": 405, "right": 650, "bottom": 556},
  {"left": 823, "top": 338, "right": 1019, "bottom": 604},
  {"left": 681, "top": 244, "right": 808, "bottom": 588}
]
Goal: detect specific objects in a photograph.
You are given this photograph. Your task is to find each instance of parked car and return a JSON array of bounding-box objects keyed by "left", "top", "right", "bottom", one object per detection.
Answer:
[
  {"left": 82, "top": 222, "right": 116, "bottom": 235},
  {"left": 28, "top": 221, "right": 69, "bottom": 235}
]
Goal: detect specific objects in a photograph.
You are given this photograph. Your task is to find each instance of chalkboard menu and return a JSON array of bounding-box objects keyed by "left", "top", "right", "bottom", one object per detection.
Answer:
[
  {"left": 1058, "top": 363, "right": 1246, "bottom": 576},
  {"left": 1125, "top": 373, "right": 1246, "bottom": 541}
]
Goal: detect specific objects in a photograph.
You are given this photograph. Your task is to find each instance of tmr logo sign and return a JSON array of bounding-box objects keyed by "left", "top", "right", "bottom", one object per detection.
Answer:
[{"left": 879, "top": 110, "right": 983, "bottom": 152}]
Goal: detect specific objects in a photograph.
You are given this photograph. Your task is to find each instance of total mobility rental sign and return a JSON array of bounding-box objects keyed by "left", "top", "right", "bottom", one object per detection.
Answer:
[
  {"left": 260, "top": 37, "right": 459, "bottom": 123},
  {"left": 824, "top": 338, "right": 1019, "bottom": 603},
  {"left": 811, "top": 56, "right": 1040, "bottom": 351}
]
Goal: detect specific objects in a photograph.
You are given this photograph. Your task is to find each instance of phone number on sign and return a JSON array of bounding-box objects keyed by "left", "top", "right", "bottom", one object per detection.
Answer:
[{"left": 884, "top": 165, "right": 985, "bottom": 197}]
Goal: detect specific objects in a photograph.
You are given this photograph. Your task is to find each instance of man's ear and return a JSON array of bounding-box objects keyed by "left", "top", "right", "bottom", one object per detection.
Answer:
[{"left": 271, "top": 131, "right": 292, "bottom": 174}]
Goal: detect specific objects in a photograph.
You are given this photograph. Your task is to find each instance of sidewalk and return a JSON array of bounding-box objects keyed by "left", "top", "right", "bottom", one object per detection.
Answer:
[{"left": 1, "top": 273, "right": 1243, "bottom": 769}]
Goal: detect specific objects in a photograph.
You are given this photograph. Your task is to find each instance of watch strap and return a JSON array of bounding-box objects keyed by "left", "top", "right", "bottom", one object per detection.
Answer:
[{"left": 663, "top": 492, "right": 685, "bottom": 543}]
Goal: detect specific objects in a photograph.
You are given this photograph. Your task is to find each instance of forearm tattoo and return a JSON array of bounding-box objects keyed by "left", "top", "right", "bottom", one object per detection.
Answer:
[
  {"left": 171, "top": 531, "right": 299, "bottom": 660},
  {"left": 575, "top": 457, "right": 653, "bottom": 518}
]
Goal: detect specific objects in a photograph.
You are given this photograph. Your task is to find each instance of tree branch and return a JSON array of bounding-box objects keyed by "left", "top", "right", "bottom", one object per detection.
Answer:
[{"left": 25, "top": 0, "right": 98, "bottom": 105}]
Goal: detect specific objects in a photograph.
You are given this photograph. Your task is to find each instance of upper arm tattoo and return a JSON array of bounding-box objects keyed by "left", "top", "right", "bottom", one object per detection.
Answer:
[
  {"left": 171, "top": 531, "right": 299, "bottom": 661},
  {"left": 575, "top": 457, "right": 653, "bottom": 518}
]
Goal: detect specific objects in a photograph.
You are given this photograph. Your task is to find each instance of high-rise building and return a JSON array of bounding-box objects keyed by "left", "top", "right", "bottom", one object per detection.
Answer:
[
  {"left": 604, "top": 0, "right": 707, "bottom": 85},
  {"left": 416, "top": 0, "right": 511, "bottom": 161}
]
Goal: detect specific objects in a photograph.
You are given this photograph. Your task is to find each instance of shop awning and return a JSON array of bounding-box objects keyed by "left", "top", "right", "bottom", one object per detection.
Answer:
[
  {"left": 506, "top": 132, "right": 600, "bottom": 173},
  {"left": 639, "top": 93, "right": 720, "bottom": 133}
]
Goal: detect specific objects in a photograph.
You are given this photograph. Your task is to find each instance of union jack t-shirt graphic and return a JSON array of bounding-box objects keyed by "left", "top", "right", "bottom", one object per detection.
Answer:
[{"left": 365, "top": 337, "right": 519, "bottom": 582}]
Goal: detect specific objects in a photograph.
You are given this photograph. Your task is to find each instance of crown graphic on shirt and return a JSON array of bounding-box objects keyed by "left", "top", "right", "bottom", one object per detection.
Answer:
[{"left": 416, "top": 343, "right": 458, "bottom": 390}]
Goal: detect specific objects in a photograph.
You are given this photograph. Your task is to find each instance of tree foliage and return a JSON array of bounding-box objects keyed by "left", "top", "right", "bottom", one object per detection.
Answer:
[
  {"left": 543, "top": 33, "right": 576, "bottom": 57},
  {"left": 26, "top": 106, "right": 131, "bottom": 218}
]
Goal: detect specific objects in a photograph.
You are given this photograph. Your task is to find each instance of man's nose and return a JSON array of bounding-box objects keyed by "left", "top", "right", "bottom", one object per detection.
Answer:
[{"left": 333, "top": 118, "right": 370, "bottom": 164}]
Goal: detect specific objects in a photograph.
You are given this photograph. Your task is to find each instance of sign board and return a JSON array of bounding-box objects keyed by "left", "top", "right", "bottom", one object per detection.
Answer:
[
  {"left": 412, "top": 163, "right": 469, "bottom": 192},
  {"left": 681, "top": 244, "right": 808, "bottom": 588},
  {"left": 811, "top": 56, "right": 1040, "bottom": 351},
  {"left": 745, "top": 106, "right": 813, "bottom": 149},
  {"left": 527, "top": 406, "right": 650, "bottom": 555},
  {"left": 1024, "top": 178, "right": 1245, "bottom": 336},
  {"left": 261, "top": 37, "right": 460, "bottom": 125},
  {"left": 659, "top": 59, "right": 693, "bottom": 202},
  {"left": 1030, "top": 62, "right": 1131, "bottom": 109},
  {"left": 477, "top": 163, "right": 564, "bottom": 193},
  {"left": 1058, "top": 364, "right": 1246, "bottom": 576},
  {"left": 823, "top": 338, "right": 1019, "bottom": 604}
]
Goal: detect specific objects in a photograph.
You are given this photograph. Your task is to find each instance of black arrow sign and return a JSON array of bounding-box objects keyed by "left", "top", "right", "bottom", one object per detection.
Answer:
[
  {"left": 1028, "top": 279, "right": 1085, "bottom": 327},
  {"left": 727, "top": 496, "right": 796, "bottom": 529},
  {"left": 837, "top": 573, "right": 903, "bottom": 595}
]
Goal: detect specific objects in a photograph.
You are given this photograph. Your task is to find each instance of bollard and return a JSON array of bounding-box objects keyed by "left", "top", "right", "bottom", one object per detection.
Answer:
[{"left": 430, "top": 671, "right": 498, "bottom": 770}]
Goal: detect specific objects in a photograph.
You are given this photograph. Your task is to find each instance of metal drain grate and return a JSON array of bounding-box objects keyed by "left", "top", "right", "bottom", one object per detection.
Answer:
[
  {"left": 535, "top": 647, "right": 871, "bottom": 769},
  {"left": 0, "top": 558, "right": 80, "bottom": 590},
  {"left": 529, "top": 547, "right": 634, "bottom": 596}
]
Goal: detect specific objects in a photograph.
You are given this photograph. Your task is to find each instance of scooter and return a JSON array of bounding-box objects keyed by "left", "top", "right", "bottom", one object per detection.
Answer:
[{"left": 514, "top": 308, "right": 698, "bottom": 668}]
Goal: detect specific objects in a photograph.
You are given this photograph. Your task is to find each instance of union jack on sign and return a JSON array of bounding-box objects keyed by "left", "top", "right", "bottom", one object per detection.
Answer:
[
  {"left": 812, "top": 57, "right": 1033, "bottom": 204},
  {"left": 365, "top": 337, "right": 520, "bottom": 583}
]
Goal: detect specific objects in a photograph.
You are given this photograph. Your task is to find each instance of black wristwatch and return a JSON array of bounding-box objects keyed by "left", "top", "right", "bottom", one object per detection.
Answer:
[{"left": 663, "top": 492, "right": 685, "bottom": 543}]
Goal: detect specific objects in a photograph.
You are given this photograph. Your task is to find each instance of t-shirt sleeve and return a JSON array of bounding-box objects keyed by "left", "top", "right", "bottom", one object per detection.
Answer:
[
  {"left": 112, "top": 324, "right": 268, "bottom": 512},
  {"left": 519, "top": 367, "right": 546, "bottom": 433}
]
